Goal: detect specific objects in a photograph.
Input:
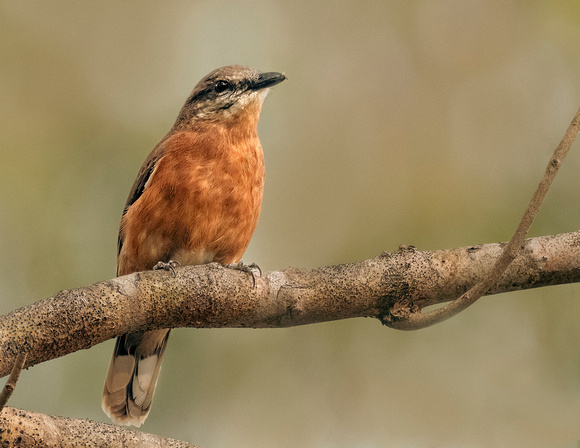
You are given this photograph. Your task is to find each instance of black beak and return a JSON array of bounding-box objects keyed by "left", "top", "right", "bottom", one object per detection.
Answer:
[{"left": 251, "top": 72, "right": 286, "bottom": 90}]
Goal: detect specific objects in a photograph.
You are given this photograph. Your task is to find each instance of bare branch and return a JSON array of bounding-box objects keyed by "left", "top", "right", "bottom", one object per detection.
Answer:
[
  {"left": 0, "top": 353, "right": 26, "bottom": 412},
  {"left": 386, "top": 107, "right": 580, "bottom": 330},
  {"left": 1, "top": 230, "right": 580, "bottom": 377},
  {"left": 0, "top": 407, "right": 201, "bottom": 447}
]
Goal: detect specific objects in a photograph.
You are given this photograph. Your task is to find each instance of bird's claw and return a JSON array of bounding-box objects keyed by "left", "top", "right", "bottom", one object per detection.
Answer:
[
  {"left": 226, "top": 262, "right": 261, "bottom": 286},
  {"left": 154, "top": 260, "right": 181, "bottom": 276}
]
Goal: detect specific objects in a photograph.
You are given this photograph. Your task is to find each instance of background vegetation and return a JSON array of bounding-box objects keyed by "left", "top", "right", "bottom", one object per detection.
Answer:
[{"left": 1, "top": 1, "right": 580, "bottom": 446}]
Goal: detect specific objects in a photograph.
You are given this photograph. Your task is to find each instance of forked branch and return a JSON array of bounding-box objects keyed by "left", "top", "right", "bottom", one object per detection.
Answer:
[
  {"left": 384, "top": 107, "right": 580, "bottom": 330},
  {"left": 1, "top": 228, "right": 580, "bottom": 377}
]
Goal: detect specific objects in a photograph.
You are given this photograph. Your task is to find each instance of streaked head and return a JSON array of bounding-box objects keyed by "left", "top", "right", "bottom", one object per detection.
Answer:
[{"left": 174, "top": 65, "right": 286, "bottom": 127}]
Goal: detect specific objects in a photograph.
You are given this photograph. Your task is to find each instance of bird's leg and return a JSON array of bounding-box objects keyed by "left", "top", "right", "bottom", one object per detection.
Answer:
[
  {"left": 225, "top": 261, "right": 261, "bottom": 286},
  {"left": 153, "top": 260, "right": 181, "bottom": 276}
]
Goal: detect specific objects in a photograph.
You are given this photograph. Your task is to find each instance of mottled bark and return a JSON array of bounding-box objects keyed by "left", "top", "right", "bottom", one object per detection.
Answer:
[
  {"left": 1, "top": 230, "right": 579, "bottom": 378},
  {"left": 0, "top": 407, "right": 199, "bottom": 447}
]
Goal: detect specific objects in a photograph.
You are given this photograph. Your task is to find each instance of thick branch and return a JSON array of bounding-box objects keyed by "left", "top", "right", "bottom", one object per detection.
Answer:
[
  {"left": 0, "top": 407, "right": 200, "bottom": 447},
  {"left": 1, "top": 230, "right": 579, "bottom": 377}
]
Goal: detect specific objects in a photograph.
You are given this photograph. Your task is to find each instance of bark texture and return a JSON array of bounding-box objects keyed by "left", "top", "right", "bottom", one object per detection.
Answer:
[
  {"left": 0, "top": 407, "right": 199, "bottom": 447},
  {"left": 1, "top": 230, "right": 579, "bottom": 377}
]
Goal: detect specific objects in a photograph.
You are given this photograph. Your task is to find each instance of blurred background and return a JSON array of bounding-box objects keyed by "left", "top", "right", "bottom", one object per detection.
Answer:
[{"left": 1, "top": 1, "right": 580, "bottom": 446}]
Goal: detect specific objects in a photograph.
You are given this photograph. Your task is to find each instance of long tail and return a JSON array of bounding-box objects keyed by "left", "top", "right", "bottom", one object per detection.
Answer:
[{"left": 102, "top": 329, "right": 170, "bottom": 427}]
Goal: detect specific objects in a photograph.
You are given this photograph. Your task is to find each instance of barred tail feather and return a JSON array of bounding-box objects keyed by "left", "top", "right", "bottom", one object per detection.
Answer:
[{"left": 102, "top": 329, "right": 170, "bottom": 427}]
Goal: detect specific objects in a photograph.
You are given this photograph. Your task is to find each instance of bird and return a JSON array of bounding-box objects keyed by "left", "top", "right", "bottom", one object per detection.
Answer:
[{"left": 101, "top": 65, "right": 286, "bottom": 427}]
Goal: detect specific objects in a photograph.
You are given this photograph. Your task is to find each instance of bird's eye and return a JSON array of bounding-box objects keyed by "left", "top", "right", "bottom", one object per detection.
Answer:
[{"left": 214, "top": 80, "right": 231, "bottom": 93}]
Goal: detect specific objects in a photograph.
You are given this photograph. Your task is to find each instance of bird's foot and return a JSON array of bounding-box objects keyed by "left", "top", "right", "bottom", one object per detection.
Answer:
[
  {"left": 154, "top": 260, "right": 181, "bottom": 276},
  {"left": 225, "top": 262, "right": 261, "bottom": 286}
]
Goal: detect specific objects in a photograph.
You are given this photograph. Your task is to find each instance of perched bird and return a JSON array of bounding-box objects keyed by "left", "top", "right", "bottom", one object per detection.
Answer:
[{"left": 102, "top": 65, "right": 286, "bottom": 426}]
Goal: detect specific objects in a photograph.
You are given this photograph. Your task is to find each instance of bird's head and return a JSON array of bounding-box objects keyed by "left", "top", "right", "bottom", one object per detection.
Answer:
[{"left": 174, "top": 65, "right": 286, "bottom": 129}]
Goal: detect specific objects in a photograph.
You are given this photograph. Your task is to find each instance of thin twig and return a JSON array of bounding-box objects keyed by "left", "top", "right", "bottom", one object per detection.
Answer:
[
  {"left": 387, "top": 107, "right": 580, "bottom": 330},
  {"left": 0, "top": 353, "right": 27, "bottom": 412}
]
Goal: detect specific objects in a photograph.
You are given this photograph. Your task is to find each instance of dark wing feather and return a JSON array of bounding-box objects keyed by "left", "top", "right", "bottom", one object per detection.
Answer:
[{"left": 117, "top": 138, "right": 169, "bottom": 258}]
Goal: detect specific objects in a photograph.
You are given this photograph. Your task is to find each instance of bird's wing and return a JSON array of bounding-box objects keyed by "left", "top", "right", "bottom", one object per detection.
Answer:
[{"left": 117, "top": 138, "right": 169, "bottom": 259}]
